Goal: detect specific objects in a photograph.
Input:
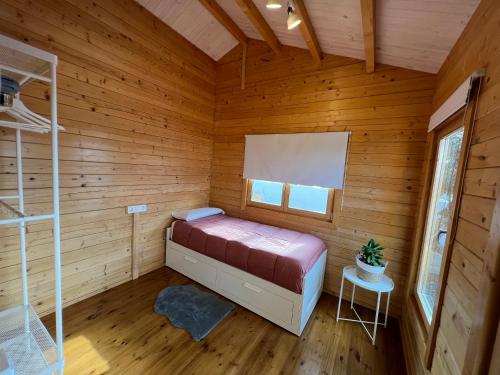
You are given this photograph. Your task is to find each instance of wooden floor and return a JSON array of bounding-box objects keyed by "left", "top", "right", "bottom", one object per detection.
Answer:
[{"left": 42, "top": 267, "right": 407, "bottom": 375}]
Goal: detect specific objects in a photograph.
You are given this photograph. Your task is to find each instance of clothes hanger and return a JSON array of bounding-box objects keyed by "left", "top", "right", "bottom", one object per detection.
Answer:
[
  {"left": 0, "top": 94, "right": 51, "bottom": 130},
  {"left": 1, "top": 73, "right": 62, "bottom": 132}
]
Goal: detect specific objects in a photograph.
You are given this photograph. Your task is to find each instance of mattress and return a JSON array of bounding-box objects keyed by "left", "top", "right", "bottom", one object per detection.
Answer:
[{"left": 171, "top": 214, "right": 326, "bottom": 294}]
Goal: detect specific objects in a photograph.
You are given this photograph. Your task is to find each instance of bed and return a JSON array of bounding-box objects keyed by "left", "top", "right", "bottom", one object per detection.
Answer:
[{"left": 165, "top": 213, "right": 327, "bottom": 335}]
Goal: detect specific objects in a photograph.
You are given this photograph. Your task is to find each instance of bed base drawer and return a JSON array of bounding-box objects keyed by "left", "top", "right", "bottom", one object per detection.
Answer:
[
  {"left": 216, "top": 269, "right": 294, "bottom": 325},
  {"left": 166, "top": 245, "right": 216, "bottom": 288}
]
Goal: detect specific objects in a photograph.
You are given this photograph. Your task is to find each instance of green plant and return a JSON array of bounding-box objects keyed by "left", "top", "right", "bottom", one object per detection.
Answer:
[{"left": 358, "top": 239, "right": 385, "bottom": 267}]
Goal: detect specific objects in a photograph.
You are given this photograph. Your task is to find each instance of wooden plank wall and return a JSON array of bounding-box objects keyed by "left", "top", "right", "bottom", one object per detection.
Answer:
[
  {"left": 0, "top": 0, "right": 215, "bottom": 316},
  {"left": 401, "top": 0, "right": 500, "bottom": 373},
  {"left": 210, "top": 40, "right": 435, "bottom": 314}
]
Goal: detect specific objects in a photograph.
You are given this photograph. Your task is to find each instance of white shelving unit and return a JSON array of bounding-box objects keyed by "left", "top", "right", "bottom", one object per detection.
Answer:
[{"left": 0, "top": 34, "right": 64, "bottom": 375}]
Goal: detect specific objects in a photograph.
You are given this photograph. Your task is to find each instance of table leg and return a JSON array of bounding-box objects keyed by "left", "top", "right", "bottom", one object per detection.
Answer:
[
  {"left": 384, "top": 292, "right": 391, "bottom": 327},
  {"left": 372, "top": 292, "right": 381, "bottom": 345},
  {"left": 350, "top": 285, "right": 356, "bottom": 309},
  {"left": 336, "top": 275, "right": 345, "bottom": 321}
]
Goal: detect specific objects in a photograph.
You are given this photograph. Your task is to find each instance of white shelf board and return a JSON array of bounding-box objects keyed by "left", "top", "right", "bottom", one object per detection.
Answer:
[
  {"left": 0, "top": 34, "right": 56, "bottom": 86},
  {"left": 0, "top": 304, "right": 62, "bottom": 375}
]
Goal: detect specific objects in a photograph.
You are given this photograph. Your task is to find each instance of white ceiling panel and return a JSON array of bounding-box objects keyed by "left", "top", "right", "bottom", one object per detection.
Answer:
[
  {"left": 137, "top": 0, "right": 480, "bottom": 73},
  {"left": 375, "top": 0, "right": 480, "bottom": 73},
  {"left": 137, "top": 0, "right": 238, "bottom": 60}
]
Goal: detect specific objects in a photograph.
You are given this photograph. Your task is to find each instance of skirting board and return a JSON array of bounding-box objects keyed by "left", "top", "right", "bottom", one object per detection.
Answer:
[{"left": 165, "top": 227, "right": 327, "bottom": 335}]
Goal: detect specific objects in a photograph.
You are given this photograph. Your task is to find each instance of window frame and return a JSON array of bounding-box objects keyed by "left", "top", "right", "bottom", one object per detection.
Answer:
[
  {"left": 245, "top": 179, "right": 335, "bottom": 221},
  {"left": 413, "top": 117, "right": 465, "bottom": 332},
  {"left": 409, "top": 82, "right": 479, "bottom": 369}
]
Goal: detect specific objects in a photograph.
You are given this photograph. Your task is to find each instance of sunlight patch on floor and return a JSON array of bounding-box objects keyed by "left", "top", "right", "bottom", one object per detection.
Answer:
[{"left": 63, "top": 335, "right": 109, "bottom": 374}]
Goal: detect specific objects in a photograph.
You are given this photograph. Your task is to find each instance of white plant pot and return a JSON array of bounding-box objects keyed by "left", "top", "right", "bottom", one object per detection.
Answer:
[{"left": 356, "top": 256, "right": 387, "bottom": 282}]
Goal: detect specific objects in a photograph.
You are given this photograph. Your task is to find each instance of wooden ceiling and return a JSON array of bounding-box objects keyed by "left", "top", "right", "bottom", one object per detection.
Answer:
[{"left": 137, "top": 0, "right": 480, "bottom": 73}]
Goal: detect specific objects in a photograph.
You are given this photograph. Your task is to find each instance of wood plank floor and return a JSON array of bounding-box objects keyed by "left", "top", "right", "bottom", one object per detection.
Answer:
[{"left": 42, "top": 267, "right": 407, "bottom": 375}]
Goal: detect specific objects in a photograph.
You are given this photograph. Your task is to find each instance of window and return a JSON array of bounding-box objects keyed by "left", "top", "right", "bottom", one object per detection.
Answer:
[
  {"left": 288, "top": 184, "right": 330, "bottom": 214},
  {"left": 408, "top": 77, "right": 479, "bottom": 370},
  {"left": 416, "top": 126, "right": 464, "bottom": 324},
  {"left": 246, "top": 179, "right": 334, "bottom": 219},
  {"left": 250, "top": 180, "right": 284, "bottom": 206}
]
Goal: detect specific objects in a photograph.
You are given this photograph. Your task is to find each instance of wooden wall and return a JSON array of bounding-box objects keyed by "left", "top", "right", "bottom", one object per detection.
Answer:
[
  {"left": 210, "top": 40, "right": 435, "bottom": 314},
  {"left": 0, "top": 0, "right": 215, "bottom": 316},
  {"left": 401, "top": 0, "right": 500, "bottom": 373}
]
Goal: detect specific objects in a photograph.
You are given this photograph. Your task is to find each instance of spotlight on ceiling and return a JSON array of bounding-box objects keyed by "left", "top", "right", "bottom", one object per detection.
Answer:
[
  {"left": 287, "top": 3, "right": 301, "bottom": 30},
  {"left": 266, "top": 0, "right": 282, "bottom": 9}
]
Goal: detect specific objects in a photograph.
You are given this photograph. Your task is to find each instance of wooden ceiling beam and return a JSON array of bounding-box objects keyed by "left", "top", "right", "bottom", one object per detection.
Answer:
[
  {"left": 199, "top": 0, "right": 248, "bottom": 44},
  {"left": 235, "top": 0, "right": 281, "bottom": 54},
  {"left": 360, "top": 0, "right": 376, "bottom": 73},
  {"left": 293, "top": 0, "right": 322, "bottom": 65}
]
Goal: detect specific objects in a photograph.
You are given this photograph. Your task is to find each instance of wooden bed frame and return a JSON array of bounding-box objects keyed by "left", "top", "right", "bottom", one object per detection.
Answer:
[{"left": 165, "top": 226, "right": 327, "bottom": 335}]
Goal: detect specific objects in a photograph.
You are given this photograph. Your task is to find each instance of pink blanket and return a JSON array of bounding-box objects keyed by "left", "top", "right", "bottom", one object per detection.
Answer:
[{"left": 172, "top": 214, "right": 326, "bottom": 294}]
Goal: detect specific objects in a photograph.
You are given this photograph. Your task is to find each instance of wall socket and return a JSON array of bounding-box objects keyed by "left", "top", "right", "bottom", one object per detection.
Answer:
[{"left": 127, "top": 205, "right": 147, "bottom": 214}]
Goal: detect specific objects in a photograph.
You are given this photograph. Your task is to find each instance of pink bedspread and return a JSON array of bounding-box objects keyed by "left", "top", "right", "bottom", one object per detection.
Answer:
[{"left": 172, "top": 214, "right": 326, "bottom": 294}]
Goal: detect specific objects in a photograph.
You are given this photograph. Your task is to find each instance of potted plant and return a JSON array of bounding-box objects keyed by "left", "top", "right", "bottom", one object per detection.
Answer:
[{"left": 356, "top": 239, "right": 387, "bottom": 282}]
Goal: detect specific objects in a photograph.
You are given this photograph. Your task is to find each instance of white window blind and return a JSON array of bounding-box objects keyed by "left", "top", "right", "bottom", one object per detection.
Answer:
[
  {"left": 243, "top": 132, "right": 349, "bottom": 189},
  {"left": 428, "top": 69, "right": 485, "bottom": 132}
]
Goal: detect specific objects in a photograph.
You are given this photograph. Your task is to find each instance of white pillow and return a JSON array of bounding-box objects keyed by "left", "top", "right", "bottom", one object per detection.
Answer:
[{"left": 172, "top": 207, "right": 224, "bottom": 221}]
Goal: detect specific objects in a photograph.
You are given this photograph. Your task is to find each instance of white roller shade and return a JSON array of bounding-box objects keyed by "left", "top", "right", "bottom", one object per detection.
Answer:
[
  {"left": 243, "top": 132, "right": 349, "bottom": 189},
  {"left": 428, "top": 69, "right": 485, "bottom": 132}
]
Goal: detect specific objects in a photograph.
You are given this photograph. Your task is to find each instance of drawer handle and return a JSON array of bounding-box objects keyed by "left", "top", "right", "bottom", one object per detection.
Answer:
[
  {"left": 184, "top": 255, "right": 198, "bottom": 264},
  {"left": 243, "top": 282, "right": 262, "bottom": 293}
]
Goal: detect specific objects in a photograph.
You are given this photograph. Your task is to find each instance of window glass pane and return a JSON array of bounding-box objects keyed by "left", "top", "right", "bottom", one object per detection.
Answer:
[
  {"left": 250, "top": 180, "right": 283, "bottom": 206},
  {"left": 288, "top": 184, "right": 329, "bottom": 214},
  {"left": 417, "top": 127, "right": 464, "bottom": 323}
]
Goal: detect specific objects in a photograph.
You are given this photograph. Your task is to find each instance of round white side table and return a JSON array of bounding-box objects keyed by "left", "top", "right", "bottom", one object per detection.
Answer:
[{"left": 335, "top": 265, "right": 394, "bottom": 345}]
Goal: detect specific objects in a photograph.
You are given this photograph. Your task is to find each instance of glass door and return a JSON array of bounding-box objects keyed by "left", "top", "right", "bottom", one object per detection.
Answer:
[{"left": 416, "top": 126, "right": 464, "bottom": 323}]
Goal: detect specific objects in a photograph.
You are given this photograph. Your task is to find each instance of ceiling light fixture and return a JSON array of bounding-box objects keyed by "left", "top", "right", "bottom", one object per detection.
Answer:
[
  {"left": 266, "top": 0, "right": 282, "bottom": 9},
  {"left": 287, "top": 1, "right": 301, "bottom": 30}
]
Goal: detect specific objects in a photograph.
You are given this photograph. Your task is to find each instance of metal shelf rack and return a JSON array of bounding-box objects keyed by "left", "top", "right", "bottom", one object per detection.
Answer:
[{"left": 0, "top": 34, "right": 64, "bottom": 375}]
